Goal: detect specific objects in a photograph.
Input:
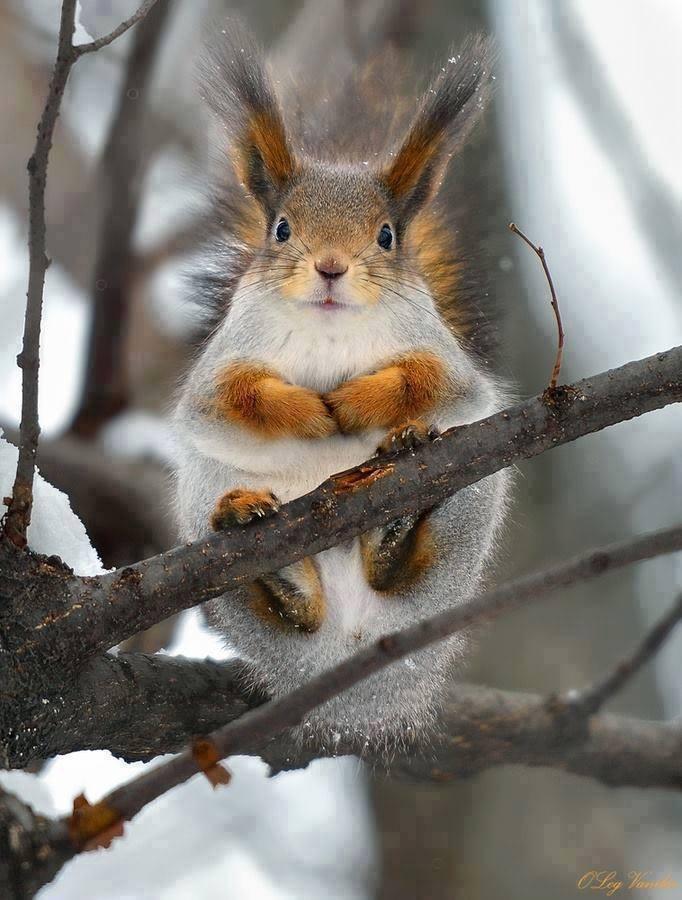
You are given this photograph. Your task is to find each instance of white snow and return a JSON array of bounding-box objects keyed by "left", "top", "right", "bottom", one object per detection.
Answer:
[
  {"left": 0, "top": 207, "right": 89, "bottom": 435},
  {"left": 0, "top": 433, "right": 104, "bottom": 576}
]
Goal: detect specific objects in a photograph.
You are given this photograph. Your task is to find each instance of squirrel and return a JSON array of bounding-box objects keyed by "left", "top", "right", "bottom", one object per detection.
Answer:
[{"left": 172, "top": 25, "right": 511, "bottom": 746}]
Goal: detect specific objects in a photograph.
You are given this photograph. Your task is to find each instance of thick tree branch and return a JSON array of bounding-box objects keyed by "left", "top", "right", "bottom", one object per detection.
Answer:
[
  {"left": 49, "top": 653, "right": 267, "bottom": 762},
  {"left": 46, "top": 522, "right": 681, "bottom": 842},
  {"left": 16, "top": 654, "right": 682, "bottom": 791},
  {"left": 10, "top": 345, "right": 677, "bottom": 665},
  {"left": 0, "top": 787, "right": 71, "bottom": 900}
]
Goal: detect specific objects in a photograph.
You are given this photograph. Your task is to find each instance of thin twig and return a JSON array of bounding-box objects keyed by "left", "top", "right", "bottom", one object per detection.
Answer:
[
  {"left": 1, "top": 1, "right": 79, "bottom": 548},
  {"left": 62, "top": 522, "right": 682, "bottom": 843},
  {"left": 73, "top": 0, "right": 162, "bottom": 57},
  {"left": 556, "top": 593, "right": 682, "bottom": 718},
  {"left": 510, "top": 222, "right": 565, "bottom": 390},
  {"left": 1, "top": 0, "right": 166, "bottom": 547}
]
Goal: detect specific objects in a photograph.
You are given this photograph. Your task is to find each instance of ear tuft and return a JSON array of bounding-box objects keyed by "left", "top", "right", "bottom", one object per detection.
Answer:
[
  {"left": 381, "top": 34, "right": 494, "bottom": 228},
  {"left": 201, "top": 23, "right": 298, "bottom": 218}
]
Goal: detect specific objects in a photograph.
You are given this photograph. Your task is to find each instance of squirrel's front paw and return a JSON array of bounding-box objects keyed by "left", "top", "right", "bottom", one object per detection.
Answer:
[
  {"left": 324, "top": 352, "right": 447, "bottom": 433},
  {"left": 377, "top": 420, "right": 441, "bottom": 455},
  {"left": 324, "top": 368, "right": 405, "bottom": 433},
  {"left": 211, "top": 488, "right": 280, "bottom": 529},
  {"left": 214, "top": 363, "right": 337, "bottom": 439}
]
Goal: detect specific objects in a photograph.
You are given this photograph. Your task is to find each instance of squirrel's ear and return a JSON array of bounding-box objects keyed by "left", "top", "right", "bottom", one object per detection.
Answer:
[
  {"left": 381, "top": 35, "right": 493, "bottom": 229},
  {"left": 202, "top": 25, "right": 298, "bottom": 219}
]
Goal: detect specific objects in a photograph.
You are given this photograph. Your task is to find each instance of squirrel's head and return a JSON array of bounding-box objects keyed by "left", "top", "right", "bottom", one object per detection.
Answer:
[{"left": 203, "top": 29, "right": 492, "bottom": 319}]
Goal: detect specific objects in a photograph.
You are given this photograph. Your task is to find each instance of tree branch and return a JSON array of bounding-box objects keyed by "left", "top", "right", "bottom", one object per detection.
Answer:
[
  {"left": 1, "top": 0, "right": 168, "bottom": 544},
  {"left": 14, "top": 345, "right": 677, "bottom": 665},
  {"left": 553, "top": 592, "right": 682, "bottom": 719},
  {"left": 71, "top": 0, "right": 173, "bottom": 436},
  {"left": 509, "top": 221, "right": 565, "bottom": 389},
  {"left": 45, "top": 521, "right": 682, "bottom": 843},
  {"left": 73, "top": 0, "right": 162, "bottom": 57},
  {"left": 48, "top": 653, "right": 267, "bottom": 762},
  {"left": 2, "top": 0, "right": 79, "bottom": 548},
  {"left": 0, "top": 787, "right": 71, "bottom": 899}
]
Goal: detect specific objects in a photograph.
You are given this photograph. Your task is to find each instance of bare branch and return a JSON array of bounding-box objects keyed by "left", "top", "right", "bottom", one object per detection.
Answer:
[
  {"left": 71, "top": 0, "right": 173, "bottom": 437},
  {"left": 553, "top": 592, "right": 682, "bottom": 719},
  {"left": 2, "top": 0, "right": 79, "bottom": 548},
  {"left": 6, "top": 681, "right": 682, "bottom": 898},
  {"left": 72, "top": 0, "right": 162, "bottom": 57},
  {"left": 1, "top": 0, "right": 169, "bottom": 545},
  {"left": 43, "top": 346, "right": 681, "bottom": 663},
  {"left": 56, "top": 522, "right": 682, "bottom": 842},
  {"left": 509, "top": 221, "right": 565, "bottom": 389}
]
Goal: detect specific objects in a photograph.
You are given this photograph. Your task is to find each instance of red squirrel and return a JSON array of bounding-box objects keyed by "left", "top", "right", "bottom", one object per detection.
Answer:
[{"left": 173, "top": 25, "right": 510, "bottom": 743}]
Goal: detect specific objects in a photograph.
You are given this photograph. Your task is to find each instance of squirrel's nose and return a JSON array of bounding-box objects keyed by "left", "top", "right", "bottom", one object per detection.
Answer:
[{"left": 315, "top": 257, "right": 348, "bottom": 279}]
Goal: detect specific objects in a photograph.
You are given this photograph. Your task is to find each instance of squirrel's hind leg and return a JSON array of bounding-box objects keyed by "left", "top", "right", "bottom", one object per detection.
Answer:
[
  {"left": 250, "top": 559, "right": 326, "bottom": 633},
  {"left": 212, "top": 488, "right": 326, "bottom": 632},
  {"left": 361, "top": 420, "right": 440, "bottom": 593}
]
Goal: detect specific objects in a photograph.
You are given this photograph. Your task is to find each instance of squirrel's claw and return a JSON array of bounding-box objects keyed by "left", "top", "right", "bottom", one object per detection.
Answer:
[
  {"left": 376, "top": 420, "right": 441, "bottom": 456},
  {"left": 211, "top": 488, "right": 280, "bottom": 530}
]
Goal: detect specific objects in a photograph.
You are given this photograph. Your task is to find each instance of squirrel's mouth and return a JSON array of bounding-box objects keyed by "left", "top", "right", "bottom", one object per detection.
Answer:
[{"left": 305, "top": 296, "right": 355, "bottom": 312}]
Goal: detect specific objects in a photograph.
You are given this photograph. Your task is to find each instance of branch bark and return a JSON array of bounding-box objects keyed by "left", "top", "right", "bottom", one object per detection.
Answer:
[
  {"left": 0, "top": 787, "right": 71, "bottom": 900},
  {"left": 5, "top": 677, "right": 682, "bottom": 899},
  {"left": 12, "top": 345, "right": 678, "bottom": 666},
  {"left": 2, "top": 0, "right": 79, "bottom": 547},
  {"left": 69, "top": 521, "right": 681, "bottom": 836}
]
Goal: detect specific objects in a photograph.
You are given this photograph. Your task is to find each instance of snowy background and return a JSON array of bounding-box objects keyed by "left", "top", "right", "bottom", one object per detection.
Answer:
[{"left": 0, "top": 0, "right": 681, "bottom": 898}]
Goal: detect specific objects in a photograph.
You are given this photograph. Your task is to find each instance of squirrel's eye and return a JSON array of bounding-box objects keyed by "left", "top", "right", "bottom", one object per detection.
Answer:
[
  {"left": 275, "top": 218, "right": 291, "bottom": 242},
  {"left": 377, "top": 224, "right": 393, "bottom": 250}
]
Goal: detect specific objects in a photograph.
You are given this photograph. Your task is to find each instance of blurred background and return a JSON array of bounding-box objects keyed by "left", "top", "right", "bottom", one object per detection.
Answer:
[{"left": 1, "top": 0, "right": 681, "bottom": 897}]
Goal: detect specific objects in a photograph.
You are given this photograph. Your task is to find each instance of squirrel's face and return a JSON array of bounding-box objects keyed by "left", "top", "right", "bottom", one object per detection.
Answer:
[
  {"left": 245, "top": 165, "right": 405, "bottom": 314},
  {"left": 208, "top": 32, "right": 491, "bottom": 323}
]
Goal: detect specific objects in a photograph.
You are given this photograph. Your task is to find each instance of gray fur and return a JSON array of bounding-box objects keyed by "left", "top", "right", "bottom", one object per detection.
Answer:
[
  {"left": 172, "top": 27, "right": 510, "bottom": 746},
  {"left": 173, "top": 279, "right": 511, "bottom": 744}
]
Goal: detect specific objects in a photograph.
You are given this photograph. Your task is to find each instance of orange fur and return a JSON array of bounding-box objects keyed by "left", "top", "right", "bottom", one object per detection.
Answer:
[
  {"left": 382, "top": 121, "right": 443, "bottom": 202},
  {"left": 235, "top": 109, "right": 298, "bottom": 194},
  {"left": 249, "top": 558, "right": 326, "bottom": 633},
  {"left": 325, "top": 352, "right": 447, "bottom": 433},
  {"left": 361, "top": 515, "right": 436, "bottom": 593},
  {"left": 213, "top": 362, "right": 336, "bottom": 439},
  {"left": 211, "top": 488, "right": 279, "bottom": 529},
  {"left": 407, "top": 208, "right": 468, "bottom": 340},
  {"left": 233, "top": 194, "right": 267, "bottom": 249}
]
